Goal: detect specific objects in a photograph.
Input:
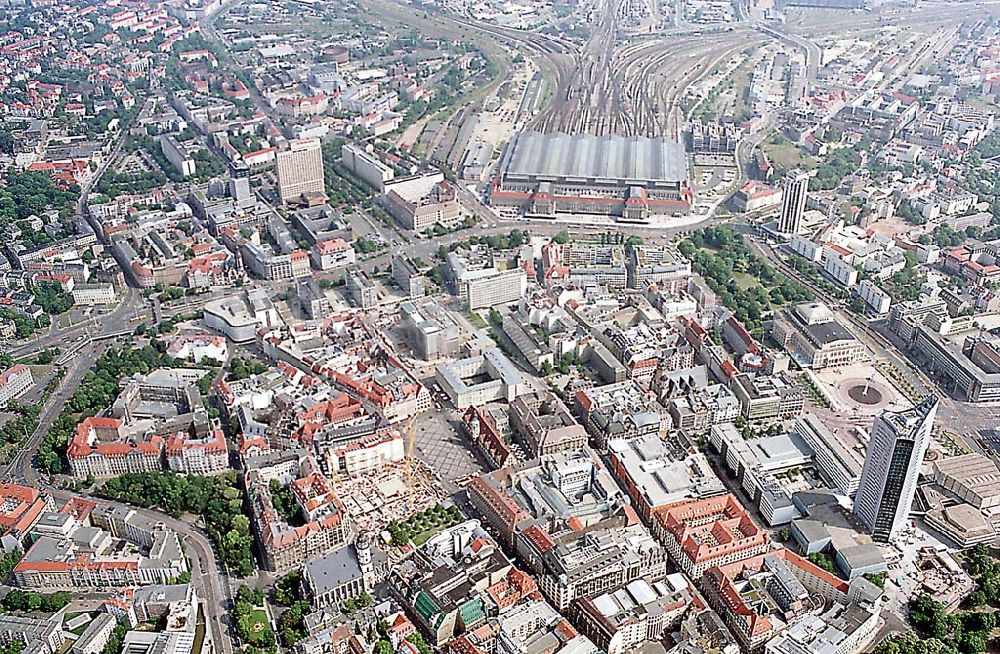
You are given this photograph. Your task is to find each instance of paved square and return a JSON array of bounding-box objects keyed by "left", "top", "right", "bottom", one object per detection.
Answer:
[{"left": 413, "top": 410, "right": 486, "bottom": 491}]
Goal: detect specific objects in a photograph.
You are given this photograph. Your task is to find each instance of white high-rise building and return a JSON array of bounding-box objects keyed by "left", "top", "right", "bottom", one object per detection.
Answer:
[
  {"left": 853, "top": 395, "right": 938, "bottom": 542},
  {"left": 778, "top": 169, "right": 809, "bottom": 235},
  {"left": 276, "top": 138, "right": 325, "bottom": 204}
]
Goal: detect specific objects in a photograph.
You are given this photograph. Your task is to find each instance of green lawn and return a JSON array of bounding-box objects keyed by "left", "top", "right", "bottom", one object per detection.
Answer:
[
  {"left": 65, "top": 612, "right": 98, "bottom": 637},
  {"left": 412, "top": 529, "right": 442, "bottom": 547},
  {"left": 763, "top": 142, "right": 818, "bottom": 172},
  {"left": 388, "top": 505, "right": 465, "bottom": 546},
  {"left": 733, "top": 272, "right": 759, "bottom": 290},
  {"left": 964, "top": 94, "right": 1000, "bottom": 114},
  {"left": 29, "top": 364, "right": 52, "bottom": 379},
  {"left": 246, "top": 609, "right": 272, "bottom": 645},
  {"left": 467, "top": 312, "right": 488, "bottom": 329}
]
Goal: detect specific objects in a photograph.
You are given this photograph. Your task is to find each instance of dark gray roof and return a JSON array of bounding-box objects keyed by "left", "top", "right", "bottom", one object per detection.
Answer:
[
  {"left": 304, "top": 546, "right": 369, "bottom": 596},
  {"left": 801, "top": 319, "right": 855, "bottom": 347},
  {"left": 503, "top": 132, "right": 687, "bottom": 183}
]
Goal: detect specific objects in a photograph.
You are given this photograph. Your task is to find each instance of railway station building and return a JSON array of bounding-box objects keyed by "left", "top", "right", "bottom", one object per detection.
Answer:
[{"left": 491, "top": 131, "right": 692, "bottom": 223}]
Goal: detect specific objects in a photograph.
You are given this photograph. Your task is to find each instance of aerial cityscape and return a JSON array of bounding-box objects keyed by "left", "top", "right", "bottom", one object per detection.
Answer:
[{"left": 0, "top": 0, "right": 999, "bottom": 653}]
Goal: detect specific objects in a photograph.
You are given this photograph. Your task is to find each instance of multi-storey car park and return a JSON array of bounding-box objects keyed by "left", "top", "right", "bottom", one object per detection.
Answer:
[{"left": 490, "top": 131, "right": 693, "bottom": 223}]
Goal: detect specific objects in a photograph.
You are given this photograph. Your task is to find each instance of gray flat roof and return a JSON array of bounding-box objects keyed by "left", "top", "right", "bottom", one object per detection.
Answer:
[{"left": 503, "top": 132, "right": 687, "bottom": 183}]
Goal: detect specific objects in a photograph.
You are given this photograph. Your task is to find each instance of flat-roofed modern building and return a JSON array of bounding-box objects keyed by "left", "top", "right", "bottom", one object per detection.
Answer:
[
  {"left": 932, "top": 453, "right": 1000, "bottom": 510},
  {"left": 909, "top": 329, "right": 1000, "bottom": 403},
  {"left": 160, "top": 135, "right": 195, "bottom": 177},
  {"left": 446, "top": 250, "right": 527, "bottom": 311},
  {"left": 436, "top": 348, "right": 528, "bottom": 409},
  {"left": 400, "top": 300, "right": 462, "bottom": 360},
  {"left": 795, "top": 413, "right": 864, "bottom": 497},
  {"left": 778, "top": 168, "right": 809, "bottom": 234},
  {"left": 491, "top": 132, "right": 692, "bottom": 223},
  {"left": 607, "top": 434, "right": 725, "bottom": 522},
  {"left": 276, "top": 138, "right": 325, "bottom": 205},
  {"left": 0, "top": 613, "right": 64, "bottom": 654}
]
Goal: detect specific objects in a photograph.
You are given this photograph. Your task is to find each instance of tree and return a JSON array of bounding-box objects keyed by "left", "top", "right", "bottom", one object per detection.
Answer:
[
  {"left": 877, "top": 632, "right": 959, "bottom": 654},
  {"left": 807, "top": 552, "right": 838, "bottom": 575},
  {"left": 1, "top": 589, "right": 70, "bottom": 612},
  {"left": 961, "top": 631, "right": 987, "bottom": 654},
  {"left": 274, "top": 570, "right": 302, "bottom": 606},
  {"left": 553, "top": 230, "right": 570, "bottom": 244},
  {"left": 407, "top": 632, "right": 432, "bottom": 654},
  {"left": 102, "top": 621, "right": 128, "bottom": 654},
  {"left": 910, "top": 592, "right": 946, "bottom": 634},
  {"left": 32, "top": 283, "right": 74, "bottom": 315},
  {"left": 0, "top": 130, "right": 13, "bottom": 155},
  {"left": 96, "top": 472, "right": 254, "bottom": 577},
  {"left": 278, "top": 600, "right": 310, "bottom": 645},
  {"left": 0, "top": 550, "right": 21, "bottom": 581}
]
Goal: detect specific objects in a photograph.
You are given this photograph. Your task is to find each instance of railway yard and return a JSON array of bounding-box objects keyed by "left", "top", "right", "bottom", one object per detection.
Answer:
[{"left": 435, "top": 0, "right": 1000, "bottom": 149}]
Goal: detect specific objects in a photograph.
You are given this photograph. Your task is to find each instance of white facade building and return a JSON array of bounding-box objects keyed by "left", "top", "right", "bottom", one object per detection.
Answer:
[{"left": 853, "top": 396, "right": 937, "bottom": 542}]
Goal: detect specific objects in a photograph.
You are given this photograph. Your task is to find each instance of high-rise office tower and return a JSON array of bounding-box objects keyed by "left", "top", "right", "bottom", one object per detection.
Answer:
[
  {"left": 853, "top": 395, "right": 938, "bottom": 542},
  {"left": 778, "top": 168, "right": 809, "bottom": 234},
  {"left": 229, "top": 162, "right": 254, "bottom": 209},
  {"left": 276, "top": 138, "right": 325, "bottom": 205}
]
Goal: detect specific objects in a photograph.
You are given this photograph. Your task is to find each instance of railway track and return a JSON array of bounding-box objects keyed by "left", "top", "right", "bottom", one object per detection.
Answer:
[{"left": 392, "top": 0, "right": 997, "bottom": 142}]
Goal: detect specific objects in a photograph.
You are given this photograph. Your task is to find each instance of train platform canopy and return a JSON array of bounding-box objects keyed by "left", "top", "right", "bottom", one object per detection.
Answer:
[{"left": 501, "top": 131, "right": 687, "bottom": 185}]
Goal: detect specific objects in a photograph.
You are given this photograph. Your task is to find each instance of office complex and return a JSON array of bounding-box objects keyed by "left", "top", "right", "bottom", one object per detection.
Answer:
[
  {"left": 276, "top": 138, "right": 325, "bottom": 204},
  {"left": 778, "top": 168, "right": 809, "bottom": 234},
  {"left": 160, "top": 135, "right": 195, "bottom": 177},
  {"left": 400, "top": 300, "right": 462, "bottom": 360},
  {"left": 853, "top": 396, "right": 938, "bottom": 542},
  {"left": 445, "top": 250, "right": 527, "bottom": 311},
  {"left": 436, "top": 348, "right": 527, "bottom": 409},
  {"left": 391, "top": 255, "right": 426, "bottom": 298}
]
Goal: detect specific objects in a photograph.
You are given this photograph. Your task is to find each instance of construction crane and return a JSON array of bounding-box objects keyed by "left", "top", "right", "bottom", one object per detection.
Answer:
[{"left": 403, "top": 413, "right": 419, "bottom": 513}]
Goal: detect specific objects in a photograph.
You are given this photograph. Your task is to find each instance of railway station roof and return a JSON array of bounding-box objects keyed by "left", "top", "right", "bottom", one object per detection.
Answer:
[{"left": 502, "top": 131, "right": 687, "bottom": 184}]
